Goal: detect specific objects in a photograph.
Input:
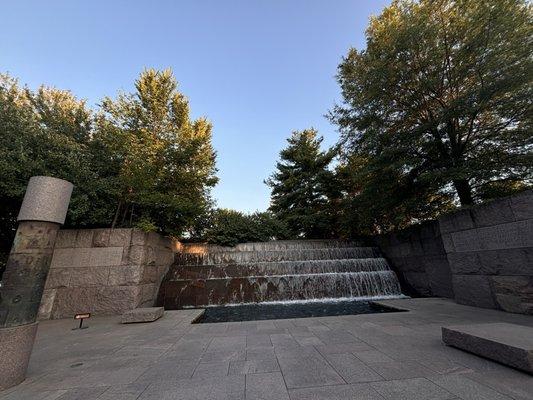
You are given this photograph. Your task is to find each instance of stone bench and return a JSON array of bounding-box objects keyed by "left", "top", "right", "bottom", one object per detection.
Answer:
[
  {"left": 442, "top": 323, "right": 533, "bottom": 374},
  {"left": 121, "top": 307, "right": 164, "bottom": 324}
]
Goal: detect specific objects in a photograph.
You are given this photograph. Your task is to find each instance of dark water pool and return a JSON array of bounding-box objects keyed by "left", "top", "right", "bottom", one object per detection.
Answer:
[{"left": 193, "top": 299, "right": 406, "bottom": 323}]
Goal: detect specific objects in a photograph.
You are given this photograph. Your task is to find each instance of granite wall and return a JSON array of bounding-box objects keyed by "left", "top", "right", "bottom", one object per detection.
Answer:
[
  {"left": 442, "top": 190, "right": 533, "bottom": 314},
  {"left": 375, "top": 190, "right": 533, "bottom": 314},
  {"left": 375, "top": 221, "right": 454, "bottom": 298},
  {"left": 38, "top": 228, "right": 177, "bottom": 320}
]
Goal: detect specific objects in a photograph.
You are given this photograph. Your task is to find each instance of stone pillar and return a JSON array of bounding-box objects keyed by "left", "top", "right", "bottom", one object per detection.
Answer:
[{"left": 0, "top": 176, "right": 73, "bottom": 390}]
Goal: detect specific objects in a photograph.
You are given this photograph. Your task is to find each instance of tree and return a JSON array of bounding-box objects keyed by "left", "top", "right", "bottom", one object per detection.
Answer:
[
  {"left": 266, "top": 129, "right": 339, "bottom": 238},
  {"left": 0, "top": 74, "right": 113, "bottom": 276},
  {"left": 0, "top": 69, "right": 219, "bottom": 276},
  {"left": 331, "top": 0, "right": 532, "bottom": 232},
  {"left": 197, "top": 209, "right": 290, "bottom": 247},
  {"left": 95, "top": 68, "right": 218, "bottom": 235}
]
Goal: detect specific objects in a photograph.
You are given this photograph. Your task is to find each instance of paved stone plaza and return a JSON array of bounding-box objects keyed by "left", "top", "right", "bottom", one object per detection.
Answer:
[{"left": 0, "top": 298, "right": 532, "bottom": 400}]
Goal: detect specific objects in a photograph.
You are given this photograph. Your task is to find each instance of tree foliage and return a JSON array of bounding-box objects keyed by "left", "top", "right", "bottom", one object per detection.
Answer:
[
  {"left": 331, "top": 0, "right": 533, "bottom": 233},
  {"left": 196, "top": 209, "right": 290, "bottom": 247},
  {"left": 266, "top": 129, "right": 340, "bottom": 238},
  {"left": 95, "top": 69, "right": 218, "bottom": 235},
  {"left": 0, "top": 74, "right": 103, "bottom": 265},
  {"left": 0, "top": 69, "right": 218, "bottom": 268}
]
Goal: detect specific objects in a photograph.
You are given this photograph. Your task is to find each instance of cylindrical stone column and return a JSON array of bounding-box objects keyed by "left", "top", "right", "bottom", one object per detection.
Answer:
[{"left": 0, "top": 176, "right": 73, "bottom": 390}]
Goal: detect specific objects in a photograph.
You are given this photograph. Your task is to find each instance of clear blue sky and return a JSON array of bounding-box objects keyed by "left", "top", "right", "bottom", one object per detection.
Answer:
[{"left": 1, "top": 0, "right": 389, "bottom": 212}]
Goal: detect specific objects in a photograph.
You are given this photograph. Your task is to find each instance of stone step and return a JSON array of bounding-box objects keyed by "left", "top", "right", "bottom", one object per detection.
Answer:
[
  {"left": 121, "top": 307, "right": 164, "bottom": 324},
  {"left": 174, "top": 247, "right": 380, "bottom": 266},
  {"left": 442, "top": 323, "right": 533, "bottom": 374},
  {"left": 158, "top": 270, "right": 402, "bottom": 308},
  {"left": 180, "top": 240, "right": 362, "bottom": 254},
  {"left": 167, "top": 258, "right": 391, "bottom": 279}
]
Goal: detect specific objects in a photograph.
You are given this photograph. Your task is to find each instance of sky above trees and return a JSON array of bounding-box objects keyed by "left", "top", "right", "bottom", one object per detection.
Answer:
[{"left": 0, "top": 0, "right": 390, "bottom": 212}]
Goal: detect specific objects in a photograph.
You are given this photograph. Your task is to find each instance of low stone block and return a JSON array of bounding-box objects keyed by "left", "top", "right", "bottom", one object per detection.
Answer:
[
  {"left": 442, "top": 323, "right": 533, "bottom": 374},
  {"left": 121, "top": 307, "right": 164, "bottom": 324}
]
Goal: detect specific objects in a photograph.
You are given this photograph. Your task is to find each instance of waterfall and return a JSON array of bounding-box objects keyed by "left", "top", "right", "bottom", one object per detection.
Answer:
[{"left": 158, "top": 240, "right": 403, "bottom": 308}]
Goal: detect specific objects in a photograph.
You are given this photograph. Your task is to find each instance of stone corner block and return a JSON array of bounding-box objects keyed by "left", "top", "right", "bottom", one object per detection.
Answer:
[{"left": 121, "top": 307, "right": 164, "bottom": 324}]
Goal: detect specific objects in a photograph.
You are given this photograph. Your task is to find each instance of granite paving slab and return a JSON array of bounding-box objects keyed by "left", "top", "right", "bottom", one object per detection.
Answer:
[{"left": 1, "top": 300, "right": 533, "bottom": 400}]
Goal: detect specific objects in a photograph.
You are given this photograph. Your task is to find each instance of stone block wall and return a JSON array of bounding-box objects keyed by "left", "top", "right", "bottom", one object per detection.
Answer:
[
  {"left": 375, "top": 220, "right": 454, "bottom": 298},
  {"left": 38, "top": 228, "right": 177, "bottom": 320},
  {"left": 375, "top": 190, "right": 533, "bottom": 314},
  {"left": 441, "top": 190, "right": 533, "bottom": 314}
]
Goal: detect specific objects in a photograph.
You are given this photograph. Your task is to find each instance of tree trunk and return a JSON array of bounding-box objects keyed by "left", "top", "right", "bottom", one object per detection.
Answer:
[
  {"left": 111, "top": 199, "right": 122, "bottom": 229},
  {"left": 453, "top": 179, "right": 474, "bottom": 206}
]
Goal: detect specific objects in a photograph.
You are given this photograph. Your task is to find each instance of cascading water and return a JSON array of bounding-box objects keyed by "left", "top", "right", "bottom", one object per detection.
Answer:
[{"left": 158, "top": 240, "right": 403, "bottom": 308}]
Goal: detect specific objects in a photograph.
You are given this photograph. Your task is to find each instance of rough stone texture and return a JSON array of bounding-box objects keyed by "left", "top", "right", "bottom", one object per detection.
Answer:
[
  {"left": 17, "top": 176, "right": 73, "bottom": 224},
  {"left": 375, "top": 220, "right": 454, "bottom": 298},
  {"left": 37, "top": 228, "right": 177, "bottom": 319},
  {"left": 375, "top": 190, "right": 533, "bottom": 315},
  {"left": 442, "top": 323, "right": 533, "bottom": 374},
  {"left": 121, "top": 307, "right": 164, "bottom": 324},
  {"left": 445, "top": 192, "right": 533, "bottom": 314},
  {"left": 452, "top": 275, "right": 497, "bottom": 309},
  {"left": 0, "top": 322, "right": 38, "bottom": 390}
]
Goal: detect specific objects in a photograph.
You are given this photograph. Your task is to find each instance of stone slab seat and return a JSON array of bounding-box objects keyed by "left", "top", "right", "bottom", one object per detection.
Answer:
[
  {"left": 121, "top": 307, "right": 164, "bottom": 324},
  {"left": 442, "top": 323, "right": 533, "bottom": 374}
]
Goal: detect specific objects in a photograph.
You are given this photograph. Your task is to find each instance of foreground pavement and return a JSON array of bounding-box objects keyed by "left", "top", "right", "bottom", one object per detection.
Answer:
[{"left": 0, "top": 298, "right": 532, "bottom": 400}]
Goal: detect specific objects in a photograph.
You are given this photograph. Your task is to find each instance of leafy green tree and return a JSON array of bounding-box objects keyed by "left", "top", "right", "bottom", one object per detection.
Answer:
[
  {"left": 199, "top": 209, "right": 289, "bottom": 247},
  {"left": 266, "top": 129, "right": 339, "bottom": 238},
  {"left": 96, "top": 68, "right": 218, "bottom": 235},
  {"left": 331, "top": 0, "right": 532, "bottom": 232},
  {"left": 0, "top": 74, "right": 107, "bottom": 272},
  {"left": 0, "top": 69, "right": 219, "bottom": 275}
]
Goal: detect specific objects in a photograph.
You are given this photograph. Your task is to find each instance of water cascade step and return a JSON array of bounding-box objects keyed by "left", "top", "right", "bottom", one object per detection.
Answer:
[{"left": 157, "top": 240, "right": 403, "bottom": 309}]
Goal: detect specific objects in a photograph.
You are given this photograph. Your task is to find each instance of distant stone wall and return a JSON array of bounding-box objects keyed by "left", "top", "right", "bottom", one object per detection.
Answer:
[
  {"left": 38, "top": 228, "right": 177, "bottom": 320},
  {"left": 375, "top": 190, "right": 533, "bottom": 315},
  {"left": 375, "top": 221, "right": 453, "bottom": 298}
]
